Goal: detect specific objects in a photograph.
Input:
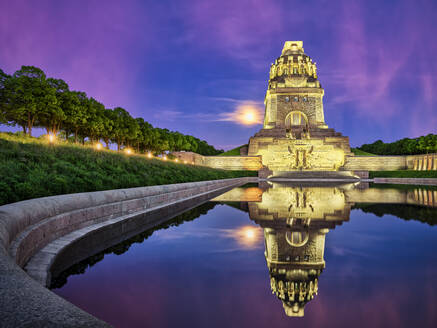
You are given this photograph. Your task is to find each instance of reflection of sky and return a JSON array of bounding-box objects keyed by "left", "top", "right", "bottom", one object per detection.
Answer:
[{"left": 54, "top": 203, "right": 437, "bottom": 327}]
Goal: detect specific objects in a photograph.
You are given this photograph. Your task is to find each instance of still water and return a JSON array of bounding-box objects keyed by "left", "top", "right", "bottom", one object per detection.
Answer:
[{"left": 52, "top": 182, "right": 437, "bottom": 327}]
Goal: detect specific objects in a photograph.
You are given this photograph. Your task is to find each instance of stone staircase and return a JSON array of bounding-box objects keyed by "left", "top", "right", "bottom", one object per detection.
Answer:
[
  {"left": 252, "top": 127, "right": 345, "bottom": 139},
  {"left": 269, "top": 170, "right": 360, "bottom": 180}
]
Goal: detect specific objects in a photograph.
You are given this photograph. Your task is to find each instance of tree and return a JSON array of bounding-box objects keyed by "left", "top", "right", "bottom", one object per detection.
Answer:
[
  {"left": 38, "top": 78, "right": 67, "bottom": 135},
  {"left": 111, "top": 107, "right": 138, "bottom": 150},
  {"left": 83, "top": 98, "right": 106, "bottom": 143},
  {"left": 0, "top": 65, "right": 225, "bottom": 154},
  {"left": 5, "top": 66, "right": 57, "bottom": 136},
  {"left": 0, "top": 69, "right": 9, "bottom": 124},
  {"left": 101, "top": 108, "right": 115, "bottom": 148}
]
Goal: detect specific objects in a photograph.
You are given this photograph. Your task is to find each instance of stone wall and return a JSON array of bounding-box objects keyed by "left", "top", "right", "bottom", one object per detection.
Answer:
[
  {"left": 172, "top": 151, "right": 263, "bottom": 171},
  {"left": 373, "top": 178, "right": 437, "bottom": 186},
  {"left": 406, "top": 153, "right": 437, "bottom": 170},
  {"left": 173, "top": 152, "right": 436, "bottom": 173},
  {"left": 344, "top": 154, "right": 437, "bottom": 171},
  {"left": 343, "top": 155, "right": 407, "bottom": 171},
  {"left": 0, "top": 177, "right": 255, "bottom": 327}
]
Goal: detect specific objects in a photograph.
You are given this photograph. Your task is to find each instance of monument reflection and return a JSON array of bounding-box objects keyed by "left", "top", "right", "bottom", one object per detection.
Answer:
[{"left": 247, "top": 183, "right": 352, "bottom": 316}]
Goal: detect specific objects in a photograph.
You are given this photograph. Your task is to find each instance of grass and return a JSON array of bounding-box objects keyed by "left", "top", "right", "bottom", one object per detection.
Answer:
[
  {"left": 351, "top": 148, "right": 376, "bottom": 156},
  {"left": 369, "top": 170, "right": 437, "bottom": 179},
  {"left": 0, "top": 132, "right": 256, "bottom": 206},
  {"left": 218, "top": 144, "right": 247, "bottom": 156}
]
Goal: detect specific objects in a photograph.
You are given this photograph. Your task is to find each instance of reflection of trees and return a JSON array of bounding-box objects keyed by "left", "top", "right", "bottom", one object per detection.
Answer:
[
  {"left": 50, "top": 202, "right": 217, "bottom": 289},
  {"left": 353, "top": 204, "right": 437, "bottom": 226}
]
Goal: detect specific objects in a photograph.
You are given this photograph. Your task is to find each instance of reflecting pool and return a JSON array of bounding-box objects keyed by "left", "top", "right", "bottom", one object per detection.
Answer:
[{"left": 52, "top": 182, "right": 437, "bottom": 327}]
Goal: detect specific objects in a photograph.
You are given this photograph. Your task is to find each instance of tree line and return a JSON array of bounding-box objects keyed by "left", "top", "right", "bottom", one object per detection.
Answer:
[
  {"left": 358, "top": 134, "right": 437, "bottom": 155},
  {"left": 0, "top": 66, "right": 223, "bottom": 155}
]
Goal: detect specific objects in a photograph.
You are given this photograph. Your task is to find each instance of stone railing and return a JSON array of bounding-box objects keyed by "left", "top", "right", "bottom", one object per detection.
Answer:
[
  {"left": 0, "top": 177, "right": 255, "bottom": 327},
  {"left": 172, "top": 151, "right": 263, "bottom": 171},
  {"left": 343, "top": 155, "right": 407, "bottom": 171},
  {"left": 406, "top": 153, "right": 437, "bottom": 171}
]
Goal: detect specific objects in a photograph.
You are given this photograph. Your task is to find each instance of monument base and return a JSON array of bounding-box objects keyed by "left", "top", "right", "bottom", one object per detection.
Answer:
[{"left": 248, "top": 126, "right": 352, "bottom": 173}]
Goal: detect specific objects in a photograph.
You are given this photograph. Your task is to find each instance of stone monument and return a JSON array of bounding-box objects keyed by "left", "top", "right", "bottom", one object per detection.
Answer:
[
  {"left": 175, "top": 41, "right": 426, "bottom": 176},
  {"left": 248, "top": 41, "right": 353, "bottom": 178}
]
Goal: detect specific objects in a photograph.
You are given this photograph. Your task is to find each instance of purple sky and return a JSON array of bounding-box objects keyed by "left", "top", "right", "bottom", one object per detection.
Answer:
[{"left": 1, "top": 0, "right": 436, "bottom": 149}]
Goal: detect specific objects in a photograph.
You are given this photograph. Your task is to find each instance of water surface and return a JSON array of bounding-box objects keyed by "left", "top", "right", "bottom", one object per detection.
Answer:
[{"left": 52, "top": 183, "right": 437, "bottom": 327}]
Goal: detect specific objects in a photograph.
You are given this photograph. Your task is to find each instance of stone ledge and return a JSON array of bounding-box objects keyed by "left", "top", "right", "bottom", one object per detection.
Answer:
[
  {"left": 373, "top": 178, "right": 437, "bottom": 186},
  {"left": 0, "top": 177, "right": 256, "bottom": 327}
]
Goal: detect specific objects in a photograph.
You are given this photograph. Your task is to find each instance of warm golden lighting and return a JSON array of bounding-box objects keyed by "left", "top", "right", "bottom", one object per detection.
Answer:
[
  {"left": 95, "top": 142, "right": 103, "bottom": 150},
  {"left": 147, "top": 152, "right": 152, "bottom": 158},
  {"left": 234, "top": 226, "right": 262, "bottom": 248},
  {"left": 220, "top": 101, "right": 263, "bottom": 126},
  {"left": 48, "top": 134, "right": 55, "bottom": 143},
  {"left": 245, "top": 228, "right": 255, "bottom": 239},
  {"left": 125, "top": 148, "right": 133, "bottom": 155},
  {"left": 163, "top": 155, "right": 167, "bottom": 161},
  {"left": 175, "top": 158, "right": 179, "bottom": 163},
  {"left": 244, "top": 112, "right": 255, "bottom": 123},
  {"left": 184, "top": 160, "right": 187, "bottom": 164}
]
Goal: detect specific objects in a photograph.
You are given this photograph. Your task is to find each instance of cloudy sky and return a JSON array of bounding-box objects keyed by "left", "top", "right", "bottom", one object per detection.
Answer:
[{"left": 1, "top": 0, "right": 436, "bottom": 149}]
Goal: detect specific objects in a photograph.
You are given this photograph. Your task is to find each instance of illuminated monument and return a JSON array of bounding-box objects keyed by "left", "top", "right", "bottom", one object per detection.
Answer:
[
  {"left": 175, "top": 40, "right": 428, "bottom": 174},
  {"left": 248, "top": 183, "right": 350, "bottom": 316},
  {"left": 248, "top": 41, "right": 353, "bottom": 176}
]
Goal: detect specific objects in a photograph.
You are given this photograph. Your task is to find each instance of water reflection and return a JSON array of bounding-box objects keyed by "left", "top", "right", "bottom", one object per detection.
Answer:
[
  {"left": 247, "top": 184, "right": 351, "bottom": 316},
  {"left": 215, "top": 182, "right": 437, "bottom": 317},
  {"left": 233, "top": 225, "right": 263, "bottom": 248},
  {"left": 52, "top": 182, "right": 437, "bottom": 327}
]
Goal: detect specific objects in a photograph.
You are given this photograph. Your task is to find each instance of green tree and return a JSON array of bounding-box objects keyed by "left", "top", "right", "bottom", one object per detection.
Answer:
[
  {"left": 101, "top": 108, "right": 115, "bottom": 148},
  {"left": 39, "top": 78, "right": 68, "bottom": 135},
  {"left": 83, "top": 98, "right": 106, "bottom": 143},
  {"left": 0, "top": 69, "right": 9, "bottom": 124},
  {"left": 3, "top": 66, "right": 51, "bottom": 136}
]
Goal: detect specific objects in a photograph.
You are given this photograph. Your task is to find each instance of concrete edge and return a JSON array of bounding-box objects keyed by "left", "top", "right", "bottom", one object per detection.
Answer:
[
  {"left": 373, "top": 177, "right": 437, "bottom": 186},
  {"left": 25, "top": 183, "right": 242, "bottom": 287},
  {"left": 0, "top": 177, "right": 256, "bottom": 327}
]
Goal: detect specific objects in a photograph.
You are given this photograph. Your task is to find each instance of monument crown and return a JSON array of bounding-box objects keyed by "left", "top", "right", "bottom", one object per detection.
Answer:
[{"left": 281, "top": 41, "right": 304, "bottom": 55}]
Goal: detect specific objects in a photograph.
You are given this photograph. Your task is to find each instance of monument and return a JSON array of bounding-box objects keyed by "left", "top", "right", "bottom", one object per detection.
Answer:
[
  {"left": 247, "top": 41, "right": 353, "bottom": 178},
  {"left": 174, "top": 41, "right": 425, "bottom": 175}
]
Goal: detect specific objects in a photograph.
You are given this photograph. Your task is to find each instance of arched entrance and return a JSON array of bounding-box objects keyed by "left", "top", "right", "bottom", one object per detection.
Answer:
[{"left": 285, "top": 111, "right": 309, "bottom": 129}]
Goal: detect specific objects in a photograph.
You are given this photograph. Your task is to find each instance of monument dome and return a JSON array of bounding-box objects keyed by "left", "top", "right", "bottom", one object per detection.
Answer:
[{"left": 268, "top": 41, "right": 321, "bottom": 91}]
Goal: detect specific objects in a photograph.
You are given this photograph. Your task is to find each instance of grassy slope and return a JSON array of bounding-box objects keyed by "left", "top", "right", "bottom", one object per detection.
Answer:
[
  {"left": 218, "top": 145, "right": 247, "bottom": 156},
  {"left": 0, "top": 133, "right": 256, "bottom": 206},
  {"left": 351, "top": 148, "right": 376, "bottom": 156}
]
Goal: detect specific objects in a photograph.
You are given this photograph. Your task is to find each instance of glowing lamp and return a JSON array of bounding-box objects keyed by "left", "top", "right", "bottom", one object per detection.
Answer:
[
  {"left": 175, "top": 158, "right": 179, "bottom": 163},
  {"left": 125, "top": 148, "right": 133, "bottom": 155},
  {"left": 48, "top": 134, "right": 55, "bottom": 143},
  {"left": 147, "top": 152, "right": 152, "bottom": 158},
  {"left": 163, "top": 155, "right": 167, "bottom": 161},
  {"left": 95, "top": 143, "right": 103, "bottom": 150}
]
